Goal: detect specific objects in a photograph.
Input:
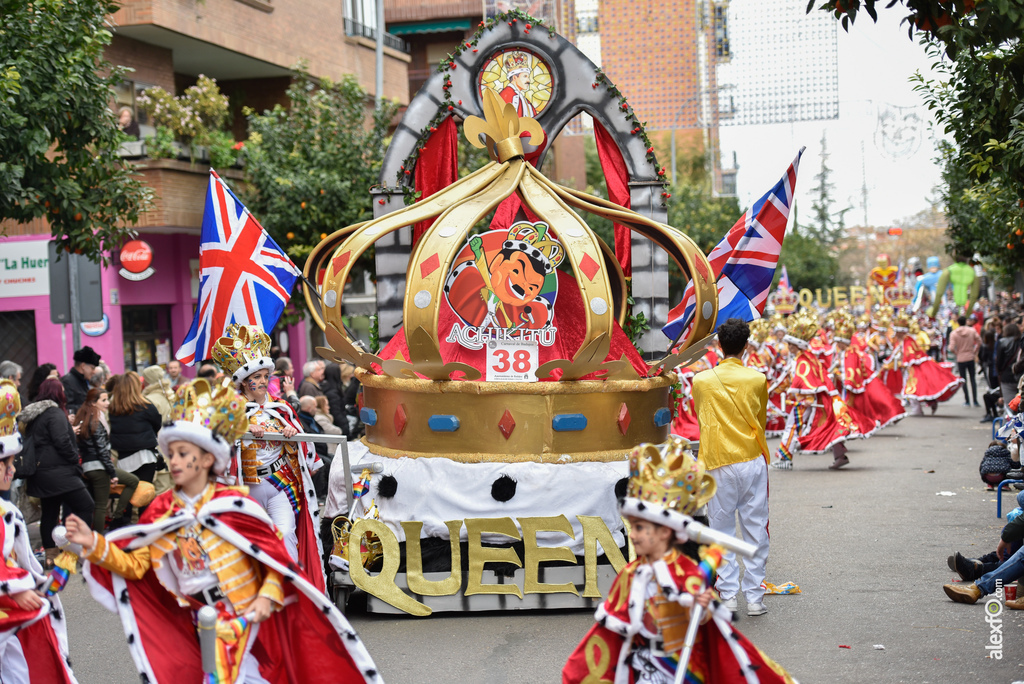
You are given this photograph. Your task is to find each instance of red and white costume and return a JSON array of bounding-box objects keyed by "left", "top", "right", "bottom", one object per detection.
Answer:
[
  {"left": 0, "top": 499, "right": 78, "bottom": 683},
  {"left": 83, "top": 487, "right": 378, "bottom": 684}
]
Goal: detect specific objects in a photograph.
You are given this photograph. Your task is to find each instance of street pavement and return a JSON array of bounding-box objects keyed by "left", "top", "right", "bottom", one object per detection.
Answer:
[{"left": 53, "top": 400, "right": 1024, "bottom": 683}]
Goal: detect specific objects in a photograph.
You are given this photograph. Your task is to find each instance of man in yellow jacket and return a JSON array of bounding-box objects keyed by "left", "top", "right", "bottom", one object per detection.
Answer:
[{"left": 692, "top": 318, "right": 771, "bottom": 618}]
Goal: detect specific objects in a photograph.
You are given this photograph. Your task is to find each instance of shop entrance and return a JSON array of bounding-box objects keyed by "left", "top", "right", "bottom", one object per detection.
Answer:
[
  {"left": 0, "top": 310, "right": 37, "bottom": 399},
  {"left": 122, "top": 305, "right": 172, "bottom": 372}
]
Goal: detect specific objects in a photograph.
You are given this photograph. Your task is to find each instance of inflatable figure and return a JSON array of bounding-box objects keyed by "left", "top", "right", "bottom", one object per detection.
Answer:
[
  {"left": 913, "top": 256, "right": 941, "bottom": 312},
  {"left": 927, "top": 255, "right": 982, "bottom": 317}
]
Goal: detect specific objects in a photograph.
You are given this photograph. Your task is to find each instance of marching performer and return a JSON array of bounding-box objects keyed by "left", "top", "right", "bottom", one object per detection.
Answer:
[
  {"left": 833, "top": 316, "right": 906, "bottom": 437},
  {"left": 212, "top": 324, "right": 326, "bottom": 590},
  {"left": 65, "top": 378, "right": 380, "bottom": 683},
  {"left": 562, "top": 437, "right": 795, "bottom": 684},
  {"left": 0, "top": 380, "right": 78, "bottom": 683},
  {"left": 773, "top": 311, "right": 860, "bottom": 470},
  {"left": 888, "top": 312, "right": 963, "bottom": 416}
]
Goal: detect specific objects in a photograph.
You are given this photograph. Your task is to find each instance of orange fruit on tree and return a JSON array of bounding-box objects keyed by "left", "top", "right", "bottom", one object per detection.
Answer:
[{"left": 286, "top": 232, "right": 295, "bottom": 239}]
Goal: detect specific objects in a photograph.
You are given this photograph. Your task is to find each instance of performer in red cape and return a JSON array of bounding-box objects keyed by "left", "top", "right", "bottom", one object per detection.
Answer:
[
  {"left": 563, "top": 437, "right": 796, "bottom": 684},
  {"left": 773, "top": 311, "right": 860, "bottom": 470},
  {"left": 0, "top": 379, "right": 79, "bottom": 683},
  {"left": 669, "top": 364, "right": 700, "bottom": 442},
  {"left": 888, "top": 312, "right": 963, "bottom": 416},
  {"left": 833, "top": 317, "right": 906, "bottom": 437},
  {"left": 745, "top": 320, "right": 788, "bottom": 436},
  {"left": 66, "top": 378, "right": 380, "bottom": 684},
  {"left": 212, "top": 324, "right": 326, "bottom": 591},
  {"left": 670, "top": 349, "right": 718, "bottom": 442}
]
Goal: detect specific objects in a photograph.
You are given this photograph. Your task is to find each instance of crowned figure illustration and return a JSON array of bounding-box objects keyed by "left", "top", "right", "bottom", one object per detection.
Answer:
[
  {"left": 499, "top": 50, "right": 535, "bottom": 117},
  {"left": 444, "top": 220, "right": 563, "bottom": 334}
]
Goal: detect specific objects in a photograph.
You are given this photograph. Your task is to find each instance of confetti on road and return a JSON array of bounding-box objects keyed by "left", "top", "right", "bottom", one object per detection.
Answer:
[
  {"left": 936, "top": 491, "right": 957, "bottom": 496},
  {"left": 839, "top": 645, "right": 852, "bottom": 649},
  {"left": 873, "top": 645, "right": 885, "bottom": 650}
]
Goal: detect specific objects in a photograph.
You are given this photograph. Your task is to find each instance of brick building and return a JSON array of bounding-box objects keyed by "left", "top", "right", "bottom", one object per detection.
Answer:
[
  {"left": 0, "top": 0, "right": 410, "bottom": 381},
  {"left": 383, "top": 0, "right": 587, "bottom": 189}
]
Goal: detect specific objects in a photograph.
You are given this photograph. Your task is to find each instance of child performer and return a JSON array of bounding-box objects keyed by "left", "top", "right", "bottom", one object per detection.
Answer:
[
  {"left": 212, "top": 324, "right": 326, "bottom": 591},
  {"left": 64, "top": 378, "right": 380, "bottom": 684},
  {"left": 563, "top": 437, "right": 796, "bottom": 684},
  {"left": 0, "top": 379, "right": 79, "bottom": 683}
]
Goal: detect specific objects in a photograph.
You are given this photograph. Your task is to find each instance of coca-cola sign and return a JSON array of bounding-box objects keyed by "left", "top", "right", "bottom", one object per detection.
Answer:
[{"left": 119, "top": 240, "right": 155, "bottom": 281}]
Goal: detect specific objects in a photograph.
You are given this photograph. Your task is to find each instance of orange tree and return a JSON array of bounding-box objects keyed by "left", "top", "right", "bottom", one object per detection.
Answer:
[
  {"left": 0, "top": 0, "right": 152, "bottom": 262},
  {"left": 241, "top": 66, "right": 398, "bottom": 318}
]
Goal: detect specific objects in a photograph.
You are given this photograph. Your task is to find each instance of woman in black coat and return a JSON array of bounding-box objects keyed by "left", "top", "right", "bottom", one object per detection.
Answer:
[
  {"left": 22, "top": 378, "right": 94, "bottom": 566},
  {"left": 108, "top": 372, "right": 162, "bottom": 486}
]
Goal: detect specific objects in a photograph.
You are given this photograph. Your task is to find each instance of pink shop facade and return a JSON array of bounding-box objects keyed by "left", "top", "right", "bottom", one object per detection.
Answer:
[{"left": 0, "top": 232, "right": 309, "bottom": 383}]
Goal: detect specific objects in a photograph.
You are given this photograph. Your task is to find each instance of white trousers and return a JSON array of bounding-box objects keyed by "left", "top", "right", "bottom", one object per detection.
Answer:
[
  {"left": 247, "top": 479, "right": 299, "bottom": 561},
  {"left": 0, "top": 633, "right": 30, "bottom": 684},
  {"left": 706, "top": 457, "right": 770, "bottom": 604}
]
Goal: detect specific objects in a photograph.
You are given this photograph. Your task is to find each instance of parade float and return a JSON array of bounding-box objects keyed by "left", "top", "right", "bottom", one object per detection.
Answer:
[{"left": 302, "top": 12, "right": 718, "bottom": 615}]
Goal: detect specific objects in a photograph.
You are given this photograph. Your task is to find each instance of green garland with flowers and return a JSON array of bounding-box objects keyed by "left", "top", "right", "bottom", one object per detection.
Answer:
[{"left": 395, "top": 9, "right": 669, "bottom": 208}]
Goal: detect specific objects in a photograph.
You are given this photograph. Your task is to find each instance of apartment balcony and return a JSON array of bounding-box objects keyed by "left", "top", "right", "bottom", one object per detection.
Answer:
[{"left": 110, "top": 0, "right": 409, "bottom": 103}]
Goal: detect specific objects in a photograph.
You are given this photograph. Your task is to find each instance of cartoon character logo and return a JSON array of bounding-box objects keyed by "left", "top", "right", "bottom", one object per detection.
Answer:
[
  {"left": 478, "top": 48, "right": 553, "bottom": 118},
  {"left": 444, "top": 221, "right": 563, "bottom": 335}
]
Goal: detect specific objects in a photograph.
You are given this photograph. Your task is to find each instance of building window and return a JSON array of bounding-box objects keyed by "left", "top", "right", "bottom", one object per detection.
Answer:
[
  {"left": 122, "top": 305, "right": 173, "bottom": 372},
  {"left": 112, "top": 80, "right": 155, "bottom": 127},
  {"left": 577, "top": 9, "right": 599, "bottom": 34}
]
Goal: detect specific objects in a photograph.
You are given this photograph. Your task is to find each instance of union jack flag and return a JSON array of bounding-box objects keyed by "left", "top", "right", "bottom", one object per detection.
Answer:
[
  {"left": 662, "top": 148, "right": 804, "bottom": 343},
  {"left": 778, "top": 264, "right": 791, "bottom": 292},
  {"left": 176, "top": 170, "right": 301, "bottom": 365}
]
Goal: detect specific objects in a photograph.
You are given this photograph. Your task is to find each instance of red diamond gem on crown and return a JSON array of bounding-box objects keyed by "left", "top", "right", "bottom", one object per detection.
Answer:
[
  {"left": 579, "top": 253, "right": 600, "bottom": 282},
  {"left": 617, "top": 403, "right": 631, "bottom": 435},
  {"left": 498, "top": 409, "right": 516, "bottom": 440},
  {"left": 394, "top": 404, "right": 408, "bottom": 436},
  {"left": 420, "top": 253, "right": 440, "bottom": 278}
]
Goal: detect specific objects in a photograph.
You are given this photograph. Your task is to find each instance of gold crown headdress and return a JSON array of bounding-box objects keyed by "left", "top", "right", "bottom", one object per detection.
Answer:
[
  {"left": 619, "top": 437, "right": 716, "bottom": 537},
  {"left": 773, "top": 288, "right": 798, "bottom": 315},
  {"left": 785, "top": 310, "right": 820, "bottom": 344},
  {"left": 505, "top": 221, "right": 565, "bottom": 274},
  {"left": 748, "top": 318, "right": 770, "bottom": 346},
  {"left": 885, "top": 283, "right": 914, "bottom": 308},
  {"left": 893, "top": 311, "right": 911, "bottom": 331},
  {"left": 0, "top": 380, "right": 22, "bottom": 457},
  {"left": 212, "top": 324, "right": 274, "bottom": 385},
  {"left": 504, "top": 51, "right": 530, "bottom": 77},
  {"left": 157, "top": 378, "right": 249, "bottom": 475},
  {"left": 833, "top": 315, "right": 856, "bottom": 343}
]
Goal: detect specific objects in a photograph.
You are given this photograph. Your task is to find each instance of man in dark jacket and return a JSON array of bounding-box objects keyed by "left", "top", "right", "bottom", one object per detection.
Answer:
[{"left": 62, "top": 346, "right": 101, "bottom": 413}]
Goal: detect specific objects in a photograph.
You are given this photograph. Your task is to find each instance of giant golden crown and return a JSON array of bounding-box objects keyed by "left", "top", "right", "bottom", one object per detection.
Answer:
[{"left": 305, "top": 90, "right": 719, "bottom": 463}]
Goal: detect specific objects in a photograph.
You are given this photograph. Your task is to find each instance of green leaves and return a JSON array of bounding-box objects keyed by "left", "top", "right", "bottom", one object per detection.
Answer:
[
  {"left": 0, "top": 0, "right": 151, "bottom": 263},
  {"left": 241, "top": 65, "right": 398, "bottom": 320}
]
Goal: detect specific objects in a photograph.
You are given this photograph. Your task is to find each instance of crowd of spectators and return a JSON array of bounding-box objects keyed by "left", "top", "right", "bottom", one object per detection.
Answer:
[{"left": 4, "top": 344, "right": 363, "bottom": 566}]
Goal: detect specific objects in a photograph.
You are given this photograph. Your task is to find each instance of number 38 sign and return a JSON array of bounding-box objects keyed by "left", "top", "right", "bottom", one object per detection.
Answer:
[{"left": 486, "top": 340, "right": 539, "bottom": 382}]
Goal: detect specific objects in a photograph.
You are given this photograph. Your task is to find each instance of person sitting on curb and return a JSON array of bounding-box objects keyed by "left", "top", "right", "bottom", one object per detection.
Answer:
[{"left": 944, "top": 489, "right": 1024, "bottom": 607}]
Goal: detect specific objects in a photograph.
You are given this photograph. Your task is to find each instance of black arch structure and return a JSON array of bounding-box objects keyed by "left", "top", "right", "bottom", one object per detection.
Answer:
[{"left": 371, "top": 20, "right": 670, "bottom": 355}]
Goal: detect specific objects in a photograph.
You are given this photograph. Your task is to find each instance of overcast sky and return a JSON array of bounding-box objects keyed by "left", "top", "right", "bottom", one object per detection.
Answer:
[{"left": 719, "top": 6, "right": 945, "bottom": 229}]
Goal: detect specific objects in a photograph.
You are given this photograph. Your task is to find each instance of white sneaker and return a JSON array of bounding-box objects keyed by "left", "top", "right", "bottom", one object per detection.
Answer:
[
  {"left": 770, "top": 458, "right": 792, "bottom": 470},
  {"left": 746, "top": 601, "right": 768, "bottom": 616},
  {"left": 722, "top": 597, "right": 739, "bottom": 612}
]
